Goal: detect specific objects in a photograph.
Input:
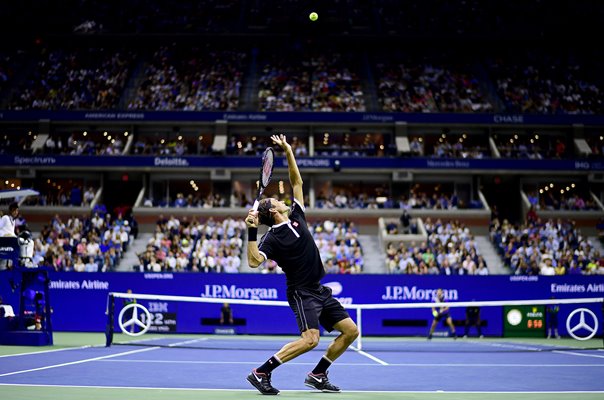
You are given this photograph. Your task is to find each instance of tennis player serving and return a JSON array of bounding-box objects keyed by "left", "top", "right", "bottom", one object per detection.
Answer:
[{"left": 245, "top": 134, "right": 359, "bottom": 395}]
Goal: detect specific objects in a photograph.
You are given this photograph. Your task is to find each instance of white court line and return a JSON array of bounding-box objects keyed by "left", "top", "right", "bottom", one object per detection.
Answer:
[
  {"left": 554, "top": 350, "right": 604, "bottom": 359},
  {"left": 116, "top": 337, "right": 209, "bottom": 347},
  {"left": 101, "top": 359, "right": 351, "bottom": 366},
  {"left": 167, "top": 338, "right": 208, "bottom": 347},
  {"left": 116, "top": 337, "right": 167, "bottom": 344},
  {"left": 0, "top": 383, "right": 603, "bottom": 394},
  {"left": 0, "top": 347, "right": 159, "bottom": 377},
  {"left": 350, "top": 345, "right": 389, "bottom": 365},
  {"left": 468, "top": 339, "right": 604, "bottom": 352},
  {"left": 0, "top": 345, "right": 92, "bottom": 359},
  {"left": 467, "top": 341, "right": 541, "bottom": 351},
  {"left": 98, "top": 359, "right": 604, "bottom": 367}
]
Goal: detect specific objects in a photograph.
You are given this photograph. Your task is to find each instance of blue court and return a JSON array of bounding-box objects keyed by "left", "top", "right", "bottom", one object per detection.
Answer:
[{"left": 1, "top": 334, "right": 604, "bottom": 398}]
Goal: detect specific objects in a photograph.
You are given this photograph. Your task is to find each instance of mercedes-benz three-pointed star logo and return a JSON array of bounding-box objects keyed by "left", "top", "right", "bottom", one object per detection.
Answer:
[
  {"left": 566, "top": 308, "right": 599, "bottom": 341},
  {"left": 118, "top": 303, "right": 152, "bottom": 336}
]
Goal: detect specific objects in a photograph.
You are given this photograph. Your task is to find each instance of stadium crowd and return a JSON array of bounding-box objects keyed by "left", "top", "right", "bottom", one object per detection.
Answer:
[
  {"left": 489, "top": 56, "right": 604, "bottom": 115},
  {"left": 490, "top": 218, "right": 604, "bottom": 275},
  {"left": 23, "top": 185, "right": 97, "bottom": 207},
  {"left": 311, "top": 220, "right": 364, "bottom": 274},
  {"left": 128, "top": 46, "right": 246, "bottom": 111},
  {"left": 1, "top": 45, "right": 599, "bottom": 115},
  {"left": 375, "top": 58, "right": 495, "bottom": 113},
  {"left": 315, "top": 190, "right": 467, "bottom": 210},
  {"left": 257, "top": 53, "right": 366, "bottom": 112},
  {"left": 9, "top": 48, "right": 134, "bottom": 110},
  {"left": 494, "top": 135, "right": 570, "bottom": 159},
  {"left": 31, "top": 208, "right": 132, "bottom": 272},
  {"left": 525, "top": 189, "right": 600, "bottom": 211},
  {"left": 386, "top": 219, "right": 488, "bottom": 275},
  {"left": 136, "top": 216, "right": 245, "bottom": 273},
  {"left": 408, "top": 134, "right": 489, "bottom": 159}
]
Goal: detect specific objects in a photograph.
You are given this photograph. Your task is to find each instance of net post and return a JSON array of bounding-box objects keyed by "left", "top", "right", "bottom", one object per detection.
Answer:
[
  {"left": 356, "top": 307, "right": 363, "bottom": 351},
  {"left": 105, "top": 293, "right": 115, "bottom": 347}
]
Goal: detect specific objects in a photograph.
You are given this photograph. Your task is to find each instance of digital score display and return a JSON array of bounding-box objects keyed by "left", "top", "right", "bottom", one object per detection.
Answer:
[
  {"left": 503, "top": 305, "right": 545, "bottom": 337},
  {"left": 142, "top": 301, "right": 177, "bottom": 332}
]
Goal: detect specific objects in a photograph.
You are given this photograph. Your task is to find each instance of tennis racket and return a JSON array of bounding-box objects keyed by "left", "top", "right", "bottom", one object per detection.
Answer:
[{"left": 252, "top": 147, "right": 275, "bottom": 211}]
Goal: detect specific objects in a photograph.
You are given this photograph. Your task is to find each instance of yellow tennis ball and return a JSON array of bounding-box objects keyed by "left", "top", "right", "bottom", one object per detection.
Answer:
[{"left": 309, "top": 12, "right": 318, "bottom": 21}]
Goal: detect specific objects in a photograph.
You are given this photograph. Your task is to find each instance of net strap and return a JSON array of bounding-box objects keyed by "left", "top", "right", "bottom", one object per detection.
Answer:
[{"left": 108, "top": 292, "right": 604, "bottom": 310}]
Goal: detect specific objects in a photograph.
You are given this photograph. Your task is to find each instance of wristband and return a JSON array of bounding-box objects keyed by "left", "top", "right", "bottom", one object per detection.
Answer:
[{"left": 248, "top": 227, "right": 258, "bottom": 241}]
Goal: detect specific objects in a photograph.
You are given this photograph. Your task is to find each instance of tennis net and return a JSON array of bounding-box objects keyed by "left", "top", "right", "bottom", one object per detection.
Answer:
[{"left": 105, "top": 291, "right": 603, "bottom": 352}]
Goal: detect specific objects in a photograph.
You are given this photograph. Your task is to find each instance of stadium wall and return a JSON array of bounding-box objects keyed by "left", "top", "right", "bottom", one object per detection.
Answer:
[{"left": 1, "top": 272, "right": 602, "bottom": 337}]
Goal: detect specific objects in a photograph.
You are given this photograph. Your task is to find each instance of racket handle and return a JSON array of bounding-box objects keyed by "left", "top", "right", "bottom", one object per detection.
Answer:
[{"left": 252, "top": 199, "right": 260, "bottom": 212}]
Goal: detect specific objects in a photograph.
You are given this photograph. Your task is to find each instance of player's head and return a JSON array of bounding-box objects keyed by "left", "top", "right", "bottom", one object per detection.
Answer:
[
  {"left": 257, "top": 199, "right": 274, "bottom": 226},
  {"left": 8, "top": 202, "right": 19, "bottom": 217},
  {"left": 257, "top": 198, "right": 290, "bottom": 226},
  {"left": 436, "top": 288, "right": 443, "bottom": 298}
]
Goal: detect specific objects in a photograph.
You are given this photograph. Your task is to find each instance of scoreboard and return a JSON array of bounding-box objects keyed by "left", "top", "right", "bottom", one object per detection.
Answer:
[
  {"left": 141, "top": 301, "right": 177, "bottom": 333},
  {"left": 503, "top": 305, "right": 545, "bottom": 337}
]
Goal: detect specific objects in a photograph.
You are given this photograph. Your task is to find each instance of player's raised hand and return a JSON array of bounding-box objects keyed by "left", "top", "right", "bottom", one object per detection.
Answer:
[
  {"left": 271, "top": 134, "right": 290, "bottom": 151},
  {"left": 245, "top": 209, "right": 259, "bottom": 228}
]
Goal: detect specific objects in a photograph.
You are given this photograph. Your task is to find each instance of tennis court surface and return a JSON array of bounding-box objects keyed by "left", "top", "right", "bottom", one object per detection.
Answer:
[{"left": 1, "top": 333, "right": 603, "bottom": 400}]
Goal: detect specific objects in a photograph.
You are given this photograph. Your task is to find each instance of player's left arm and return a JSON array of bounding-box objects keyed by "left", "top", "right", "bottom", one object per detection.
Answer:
[
  {"left": 245, "top": 209, "right": 266, "bottom": 268},
  {"left": 271, "top": 134, "right": 304, "bottom": 208}
]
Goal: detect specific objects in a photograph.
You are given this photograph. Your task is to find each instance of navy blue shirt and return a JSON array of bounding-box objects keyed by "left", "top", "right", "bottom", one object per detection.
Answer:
[{"left": 258, "top": 199, "right": 325, "bottom": 290}]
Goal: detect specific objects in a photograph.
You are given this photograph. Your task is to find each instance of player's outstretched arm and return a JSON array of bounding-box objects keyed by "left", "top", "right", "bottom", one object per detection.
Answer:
[
  {"left": 245, "top": 209, "right": 265, "bottom": 268},
  {"left": 271, "top": 134, "right": 304, "bottom": 207}
]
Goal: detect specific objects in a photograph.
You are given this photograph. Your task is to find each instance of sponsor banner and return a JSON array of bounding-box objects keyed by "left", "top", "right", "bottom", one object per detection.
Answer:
[
  {"left": 143, "top": 301, "right": 177, "bottom": 333},
  {"left": 3, "top": 110, "right": 604, "bottom": 125},
  {"left": 1, "top": 154, "right": 601, "bottom": 171},
  {"left": 1, "top": 272, "right": 602, "bottom": 336},
  {"left": 0, "top": 237, "right": 19, "bottom": 266}
]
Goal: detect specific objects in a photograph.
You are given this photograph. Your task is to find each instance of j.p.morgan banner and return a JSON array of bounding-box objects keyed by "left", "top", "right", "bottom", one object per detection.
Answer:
[{"left": 1, "top": 272, "right": 602, "bottom": 336}]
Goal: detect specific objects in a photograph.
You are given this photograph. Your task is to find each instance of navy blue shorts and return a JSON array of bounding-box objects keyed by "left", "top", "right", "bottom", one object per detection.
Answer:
[
  {"left": 435, "top": 311, "right": 451, "bottom": 323},
  {"left": 287, "top": 285, "right": 350, "bottom": 333}
]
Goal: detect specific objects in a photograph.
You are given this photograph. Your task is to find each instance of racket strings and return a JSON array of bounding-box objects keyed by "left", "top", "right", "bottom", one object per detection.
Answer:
[{"left": 261, "top": 150, "right": 274, "bottom": 187}]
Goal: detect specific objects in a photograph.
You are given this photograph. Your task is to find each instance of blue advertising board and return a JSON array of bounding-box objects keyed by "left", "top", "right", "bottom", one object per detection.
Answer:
[
  {"left": 2, "top": 272, "right": 602, "bottom": 337},
  {"left": 2, "top": 110, "right": 604, "bottom": 126},
  {"left": 1, "top": 154, "right": 602, "bottom": 171}
]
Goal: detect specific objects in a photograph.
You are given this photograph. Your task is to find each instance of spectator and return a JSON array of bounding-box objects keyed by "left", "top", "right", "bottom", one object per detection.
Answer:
[
  {"left": 526, "top": 205, "right": 538, "bottom": 224},
  {"left": 0, "top": 202, "right": 19, "bottom": 237},
  {"left": 400, "top": 210, "right": 411, "bottom": 234}
]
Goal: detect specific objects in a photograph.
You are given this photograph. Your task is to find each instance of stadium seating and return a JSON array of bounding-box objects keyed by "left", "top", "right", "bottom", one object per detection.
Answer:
[
  {"left": 32, "top": 210, "right": 132, "bottom": 272},
  {"left": 490, "top": 218, "right": 602, "bottom": 275}
]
